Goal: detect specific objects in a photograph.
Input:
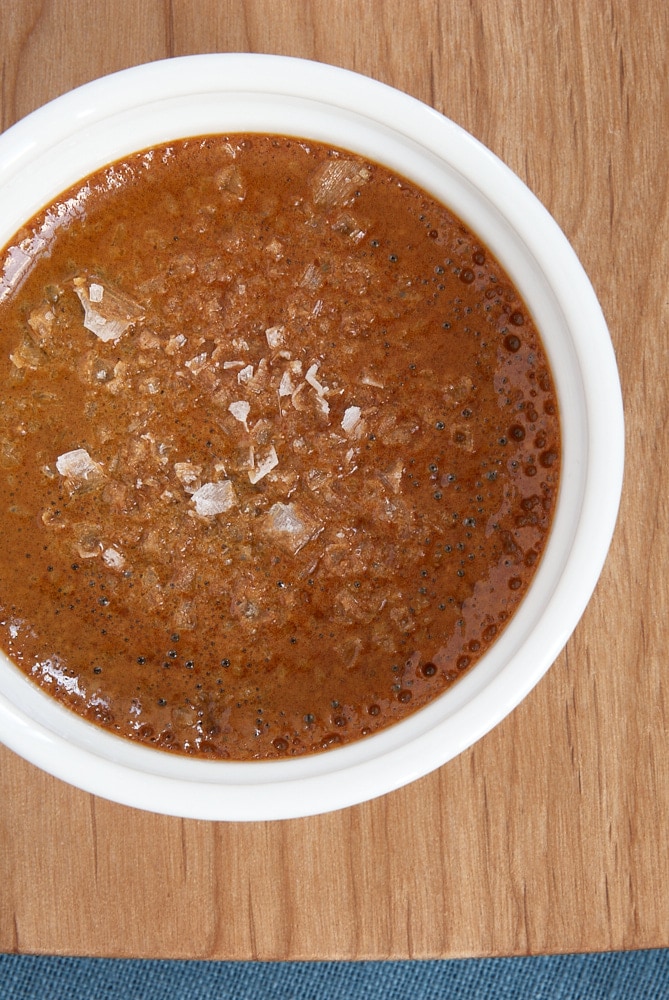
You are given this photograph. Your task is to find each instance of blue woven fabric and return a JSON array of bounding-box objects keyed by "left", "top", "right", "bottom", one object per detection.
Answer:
[{"left": 0, "top": 952, "right": 667, "bottom": 1000}]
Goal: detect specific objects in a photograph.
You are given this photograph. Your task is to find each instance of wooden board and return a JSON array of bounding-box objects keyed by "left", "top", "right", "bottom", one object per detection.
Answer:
[{"left": 0, "top": 0, "right": 667, "bottom": 959}]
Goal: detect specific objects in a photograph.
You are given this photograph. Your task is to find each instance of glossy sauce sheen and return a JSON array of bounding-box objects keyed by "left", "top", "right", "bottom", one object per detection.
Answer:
[{"left": 0, "top": 135, "right": 560, "bottom": 759}]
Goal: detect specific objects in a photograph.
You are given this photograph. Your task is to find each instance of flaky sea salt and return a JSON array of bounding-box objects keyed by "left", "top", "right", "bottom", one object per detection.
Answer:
[
  {"left": 102, "top": 547, "right": 126, "bottom": 570},
  {"left": 265, "top": 325, "right": 285, "bottom": 349},
  {"left": 341, "top": 405, "right": 362, "bottom": 434},
  {"left": 228, "top": 400, "right": 251, "bottom": 429},
  {"left": 72, "top": 276, "right": 143, "bottom": 343},
  {"left": 305, "top": 362, "right": 328, "bottom": 396},
  {"left": 191, "top": 480, "right": 237, "bottom": 516},
  {"left": 55, "top": 448, "right": 103, "bottom": 482},
  {"left": 248, "top": 445, "right": 278, "bottom": 484}
]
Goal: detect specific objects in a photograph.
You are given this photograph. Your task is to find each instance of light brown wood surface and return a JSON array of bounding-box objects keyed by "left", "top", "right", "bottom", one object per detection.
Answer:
[{"left": 0, "top": 0, "right": 667, "bottom": 960}]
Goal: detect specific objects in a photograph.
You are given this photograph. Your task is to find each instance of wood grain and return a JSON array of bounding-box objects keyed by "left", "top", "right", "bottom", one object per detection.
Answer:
[{"left": 1, "top": 0, "right": 668, "bottom": 959}]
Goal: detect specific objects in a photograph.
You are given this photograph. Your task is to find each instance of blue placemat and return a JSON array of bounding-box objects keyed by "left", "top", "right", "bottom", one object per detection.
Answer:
[{"left": 0, "top": 951, "right": 667, "bottom": 1000}]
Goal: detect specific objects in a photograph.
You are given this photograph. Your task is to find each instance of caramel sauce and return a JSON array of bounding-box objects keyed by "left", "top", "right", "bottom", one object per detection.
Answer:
[{"left": 0, "top": 135, "right": 560, "bottom": 758}]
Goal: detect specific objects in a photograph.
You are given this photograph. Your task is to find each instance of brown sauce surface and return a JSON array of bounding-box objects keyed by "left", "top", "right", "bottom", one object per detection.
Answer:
[{"left": 0, "top": 135, "right": 560, "bottom": 758}]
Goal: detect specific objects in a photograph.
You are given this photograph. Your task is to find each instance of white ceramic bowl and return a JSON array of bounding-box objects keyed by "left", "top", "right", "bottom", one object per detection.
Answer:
[{"left": 0, "top": 54, "right": 623, "bottom": 820}]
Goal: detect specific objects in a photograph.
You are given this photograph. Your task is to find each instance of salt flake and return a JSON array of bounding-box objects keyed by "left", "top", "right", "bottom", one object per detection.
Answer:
[
  {"left": 263, "top": 502, "right": 322, "bottom": 554},
  {"left": 56, "top": 448, "right": 103, "bottom": 482},
  {"left": 279, "top": 370, "right": 295, "bottom": 397},
  {"left": 191, "top": 480, "right": 237, "bottom": 516},
  {"left": 305, "top": 362, "right": 328, "bottom": 396},
  {"left": 248, "top": 445, "right": 278, "bottom": 484},
  {"left": 341, "top": 405, "right": 362, "bottom": 434},
  {"left": 265, "top": 325, "right": 285, "bottom": 349},
  {"left": 73, "top": 276, "right": 143, "bottom": 343},
  {"left": 174, "top": 461, "right": 202, "bottom": 494},
  {"left": 228, "top": 400, "right": 250, "bottom": 429},
  {"left": 267, "top": 502, "right": 305, "bottom": 535},
  {"left": 103, "top": 547, "right": 126, "bottom": 570}
]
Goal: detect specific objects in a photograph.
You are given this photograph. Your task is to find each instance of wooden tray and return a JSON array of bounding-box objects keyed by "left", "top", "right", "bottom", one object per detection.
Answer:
[{"left": 0, "top": 0, "right": 666, "bottom": 959}]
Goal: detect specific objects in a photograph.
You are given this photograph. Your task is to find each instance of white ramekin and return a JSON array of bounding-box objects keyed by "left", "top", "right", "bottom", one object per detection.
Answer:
[{"left": 0, "top": 55, "right": 624, "bottom": 820}]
